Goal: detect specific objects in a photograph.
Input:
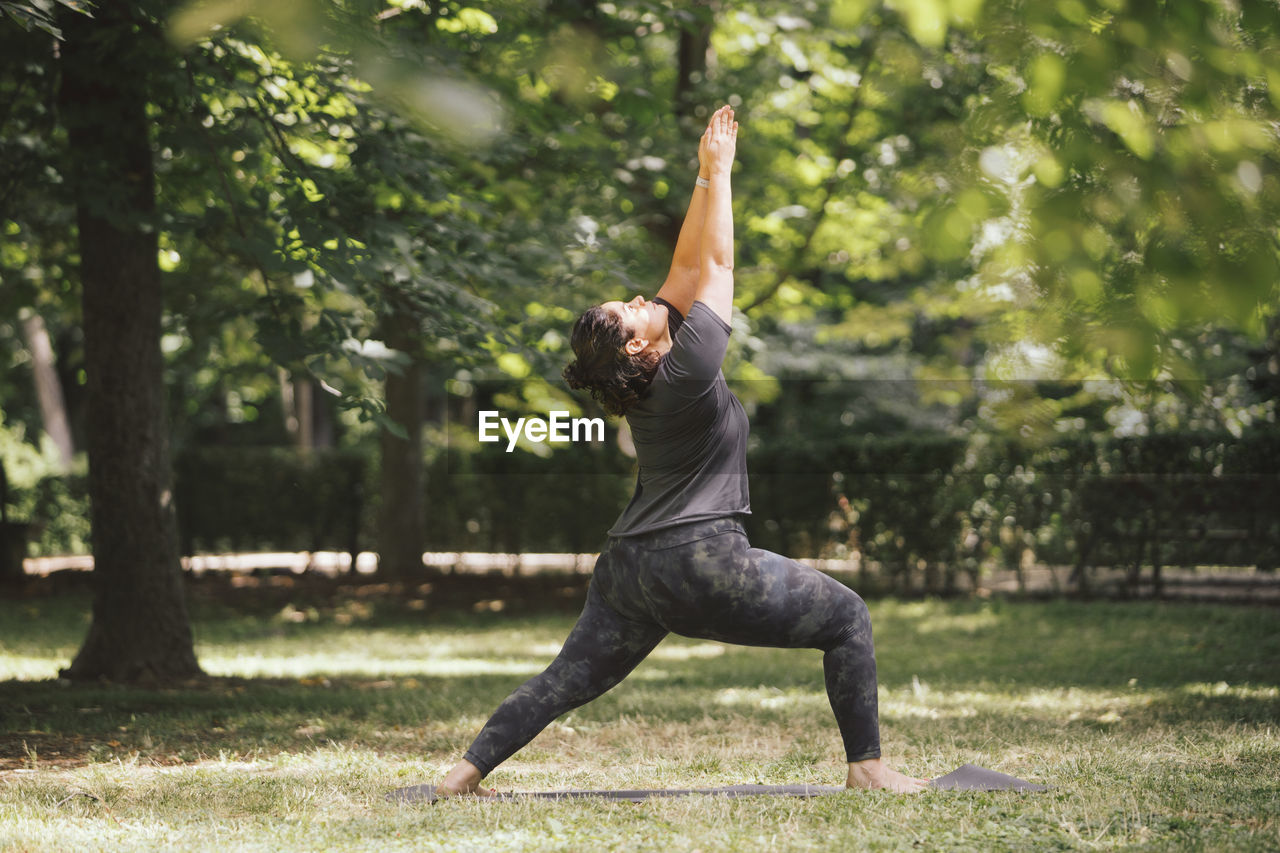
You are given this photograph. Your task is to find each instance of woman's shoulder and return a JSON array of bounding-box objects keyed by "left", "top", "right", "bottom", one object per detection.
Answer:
[{"left": 685, "top": 300, "right": 732, "bottom": 335}]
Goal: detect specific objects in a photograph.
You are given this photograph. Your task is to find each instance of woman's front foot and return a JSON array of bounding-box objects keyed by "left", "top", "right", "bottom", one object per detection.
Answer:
[
  {"left": 846, "top": 758, "right": 929, "bottom": 793},
  {"left": 435, "top": 759, "right": 496, "bottom": 799},
  {"left": 434, "top": 782, "right": 496, "bottom": 798}
]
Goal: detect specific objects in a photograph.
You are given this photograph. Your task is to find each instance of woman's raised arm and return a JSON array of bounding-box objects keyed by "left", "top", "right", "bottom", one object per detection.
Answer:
[
  {"left": 655, "top": 107, "right": 732, "bottom": 317},
  {"left": 695, "top": 106, "right": 737, "bottom": 325}
]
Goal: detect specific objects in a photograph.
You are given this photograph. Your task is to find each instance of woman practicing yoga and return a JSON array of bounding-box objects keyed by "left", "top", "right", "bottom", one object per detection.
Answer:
[{"left": 436, "top": 105, "right": 926, "bottom": 796}]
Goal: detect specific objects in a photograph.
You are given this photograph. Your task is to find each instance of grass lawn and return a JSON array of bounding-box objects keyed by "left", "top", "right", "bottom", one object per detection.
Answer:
[{"left": 1, "top": 577, "right": 1277, "bottom": 851}]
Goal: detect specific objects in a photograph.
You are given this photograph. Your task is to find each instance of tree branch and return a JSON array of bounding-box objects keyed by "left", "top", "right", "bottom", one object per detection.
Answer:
[{"left": 741, "top": 39, "right": 880, "bottom": 316}]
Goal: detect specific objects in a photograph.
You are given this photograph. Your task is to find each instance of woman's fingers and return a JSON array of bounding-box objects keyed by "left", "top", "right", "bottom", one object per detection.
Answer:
[
  {"left": 706, "top": 104, "right": 732, "bottom": 135},
  {"left": 710, "top": 106, "right": 732, "bottom": 138},
  {"left": 702, "top": 105, "right": 737, "bottom": 162}
]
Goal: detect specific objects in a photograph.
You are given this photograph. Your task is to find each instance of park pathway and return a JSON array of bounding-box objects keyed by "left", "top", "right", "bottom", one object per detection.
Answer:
[{"left": 20, "top": 552, "right": 1280, "bottom": 604}]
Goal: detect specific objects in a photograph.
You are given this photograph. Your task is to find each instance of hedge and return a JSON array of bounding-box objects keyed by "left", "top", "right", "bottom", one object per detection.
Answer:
[
  {"left": 10, "top": 431, "right": 1278, "bottom": 593},
  {"left": 173, "top": 447, "right": 367, "bottom": 559},
  {"left": 423, "top": 443, "right": 633, "bottom": 556}
]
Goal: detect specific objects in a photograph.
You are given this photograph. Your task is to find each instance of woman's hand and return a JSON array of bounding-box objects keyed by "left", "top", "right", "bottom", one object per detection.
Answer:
[{"left": 698, "top": 105, "right": 738, "bottom": 177}]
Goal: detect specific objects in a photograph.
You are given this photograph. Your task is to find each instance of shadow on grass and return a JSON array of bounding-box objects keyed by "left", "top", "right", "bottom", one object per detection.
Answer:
[
  {"left": 2, "top": 572, "right": 1277, "bottom": 772},
  {"left": 3, "top": 671, "right": 1275, "bottom": 773}
]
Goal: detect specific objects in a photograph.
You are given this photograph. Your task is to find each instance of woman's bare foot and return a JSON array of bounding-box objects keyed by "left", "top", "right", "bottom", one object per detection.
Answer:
[
  {"left": 435, "top": 758, "right": 497, "bottom": 798},
  {"left": 846, "top": 758, "right": 929, "bottom": 793}
]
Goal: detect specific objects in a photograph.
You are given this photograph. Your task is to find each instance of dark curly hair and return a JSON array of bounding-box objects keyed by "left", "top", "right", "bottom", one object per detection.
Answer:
[{"left": 562, "top": 305, "right": 662, "bottom": 416}]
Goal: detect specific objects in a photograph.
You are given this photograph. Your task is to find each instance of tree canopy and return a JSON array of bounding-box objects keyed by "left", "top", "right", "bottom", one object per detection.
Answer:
[{"left": 4, "top": 0, "right": 1277, "bottom": 450}]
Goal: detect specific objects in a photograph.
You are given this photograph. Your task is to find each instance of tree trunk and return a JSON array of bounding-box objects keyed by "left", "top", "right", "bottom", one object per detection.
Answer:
[
  {"left": 674, "top": 1, "right": 713, "bottom": 119},
  {"left": 0, "top": 462, "right": 32, "bottom": 584},
  {"left": 21, "top": 311, "right": 75, "bottom": 471},
  {"left": 376, "top": 316, "right": 425, "bottom": 578},
  {"left": 280, "top": 369, "right": 317, "bottom": 451},
  {"left": 58, "top": 1, "right": 201, "bottom": 683}
]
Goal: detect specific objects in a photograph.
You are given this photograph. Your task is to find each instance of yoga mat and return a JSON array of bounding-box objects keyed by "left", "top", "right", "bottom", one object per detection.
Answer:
[
  {"left": 929, "top": 763, "right": 1048, "bottom": 792},
  {"left": 388, "top": 764, "right": 1046, "bottom": 803},
  {"left": 387, "top": 782, "right": 842, "bottom": 804}
]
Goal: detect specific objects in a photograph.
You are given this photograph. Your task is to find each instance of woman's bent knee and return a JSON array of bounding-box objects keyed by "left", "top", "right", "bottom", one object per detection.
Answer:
[
  {"left": 845, "top": 589, "right": 870, "bottom": 626},
  {"left": 831, "top": 587, "right": 872, "bottom": 646}
]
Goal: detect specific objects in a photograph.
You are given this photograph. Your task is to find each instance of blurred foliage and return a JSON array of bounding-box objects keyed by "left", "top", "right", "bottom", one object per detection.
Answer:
[
  {"left": 968, "top": 0, "right": 1280, "bottom": 380},
  {"left": 0, "top": 412, "right": 90, "bottom": 553}
]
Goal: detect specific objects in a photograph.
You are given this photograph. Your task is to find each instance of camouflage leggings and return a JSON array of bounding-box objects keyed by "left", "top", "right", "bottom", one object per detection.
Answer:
[{"left": 462, "top": 517, "right": 881, "bottom": 776}]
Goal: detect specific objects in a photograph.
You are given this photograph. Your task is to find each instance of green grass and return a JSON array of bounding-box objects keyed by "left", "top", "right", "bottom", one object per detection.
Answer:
[{"left": 1, "top": 585, "right": 1278, "bottom": 851}]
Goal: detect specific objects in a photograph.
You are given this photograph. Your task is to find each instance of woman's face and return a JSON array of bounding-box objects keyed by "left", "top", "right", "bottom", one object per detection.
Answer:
[{"left": 600, "top": 294, "right": 667, "bottom": 346}]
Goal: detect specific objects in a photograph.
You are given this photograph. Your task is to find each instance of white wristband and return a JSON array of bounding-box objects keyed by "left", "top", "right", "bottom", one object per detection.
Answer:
[{"left": 695, "top": 176, "right": 710, "bottom": 189}]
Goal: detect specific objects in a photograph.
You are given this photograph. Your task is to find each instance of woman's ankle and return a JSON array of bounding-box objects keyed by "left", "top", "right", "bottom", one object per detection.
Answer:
[{"left": 847, "top": 757, "right": 885, "bottom": 784}]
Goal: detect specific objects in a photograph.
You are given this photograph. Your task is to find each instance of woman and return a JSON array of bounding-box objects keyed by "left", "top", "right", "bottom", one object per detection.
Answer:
[{"left": 437, "top": 106, "right": 926, "bottom": 796}]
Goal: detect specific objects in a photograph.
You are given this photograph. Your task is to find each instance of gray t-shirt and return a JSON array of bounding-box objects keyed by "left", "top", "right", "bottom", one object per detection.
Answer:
[{"left": 607, "top": 299, "right": 751, "bottom": 537}]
